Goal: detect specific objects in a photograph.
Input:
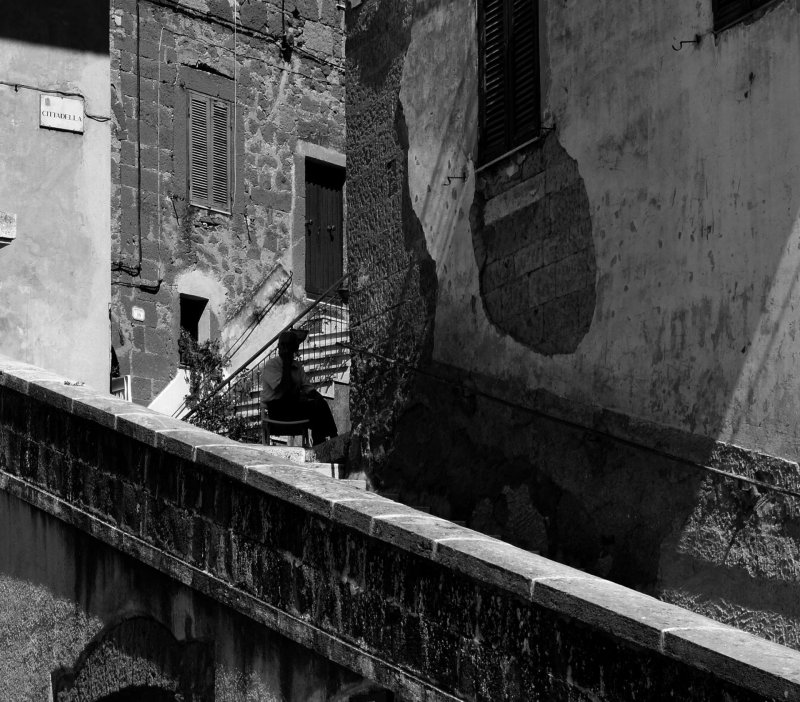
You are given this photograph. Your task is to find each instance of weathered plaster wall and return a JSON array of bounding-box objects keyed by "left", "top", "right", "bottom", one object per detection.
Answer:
[
  {"left": 0, "top": 491, "right": 369, "bottom": 701},
  {"left": 0, "top": 1, "right": 110, "bottom": 391},
  {"left": 3, "top": 356, "right": 800, "bottom": 701},
  {"left": 110, "top": 0, "right": 346, "bottom": 404},
  {"left": 346, "top": 0, "right": 800, "bottom": 648},
  {"left": 403, "top": 0, "right": 800, "bottom": 460}
]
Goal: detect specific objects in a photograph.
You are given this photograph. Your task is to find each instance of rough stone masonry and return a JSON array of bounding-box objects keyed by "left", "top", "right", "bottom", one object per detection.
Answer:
[
  {"left": 110, "top": 0, "right": 345, "bottom": 403},
  {"left": 2, "top": 355, "right": 800, "bottom": 700}
]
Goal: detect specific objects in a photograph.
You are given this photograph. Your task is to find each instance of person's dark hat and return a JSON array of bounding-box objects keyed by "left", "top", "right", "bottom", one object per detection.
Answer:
[{"left": 278, "top": 328, "right": 308, "bottom": 352}]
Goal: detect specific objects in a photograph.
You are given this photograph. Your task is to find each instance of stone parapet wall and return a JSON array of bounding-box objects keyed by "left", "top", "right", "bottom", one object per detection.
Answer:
[{"left": 1, "top": 354, "right": 799, "bottom": 701}]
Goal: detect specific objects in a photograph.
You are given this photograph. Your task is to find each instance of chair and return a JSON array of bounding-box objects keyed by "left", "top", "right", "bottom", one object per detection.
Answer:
[{"left": 261, "top": 407, "right": 311, "bottom": 448}]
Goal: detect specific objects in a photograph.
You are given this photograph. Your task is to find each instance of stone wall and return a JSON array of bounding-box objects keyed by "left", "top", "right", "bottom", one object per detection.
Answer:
[
  {"left": 3, "top": 355, "right": 800, "bottom": 701},
  {"left": 0, "top": 490, "right": 375, "bottom": 702},
  {"left": 110, "top": 0, "right": 346, "bottom": 403},
  {"left": 345, "top": 0, "right": 437, "bottom": 474},
  {"left": 345, "top": 0, "right": 800, "bottom": 649}
]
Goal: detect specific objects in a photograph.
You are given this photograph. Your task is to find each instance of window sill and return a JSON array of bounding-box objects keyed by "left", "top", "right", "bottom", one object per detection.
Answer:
[
  {"left": 189, "top": 202, "right": 232, "bottom": 216},
  {"left": 475, "top": 131, "right": 552, "bottom": 174}
]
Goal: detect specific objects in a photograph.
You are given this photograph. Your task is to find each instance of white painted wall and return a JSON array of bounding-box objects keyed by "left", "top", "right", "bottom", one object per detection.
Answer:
[{"left": 0, "top": 34, "right": 110, "bottom": 390}]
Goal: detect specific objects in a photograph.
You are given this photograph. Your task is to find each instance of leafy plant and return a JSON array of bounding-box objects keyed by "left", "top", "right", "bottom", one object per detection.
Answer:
[{"left": 180, "top": 330, "right": 248, "bottom": 440}]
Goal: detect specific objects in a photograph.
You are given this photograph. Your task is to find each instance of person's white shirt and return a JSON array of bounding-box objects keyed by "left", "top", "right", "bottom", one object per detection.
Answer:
[{"left": 260, "top": 356, "right": 314, "bottom": 402}]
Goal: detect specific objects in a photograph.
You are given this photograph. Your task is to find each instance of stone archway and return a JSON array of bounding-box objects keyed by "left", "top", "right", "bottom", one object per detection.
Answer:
[{"left": 51, "top": 616, "right": 214, "bottom": 702}]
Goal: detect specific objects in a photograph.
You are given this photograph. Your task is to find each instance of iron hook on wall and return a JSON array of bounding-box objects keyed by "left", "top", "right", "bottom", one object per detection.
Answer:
[{"left": 672, "top": 34, "right": 701, "bottom": 51}]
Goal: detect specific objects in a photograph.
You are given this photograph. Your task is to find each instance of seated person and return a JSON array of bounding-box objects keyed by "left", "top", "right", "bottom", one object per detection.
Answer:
[{"left": 260, "top": 328, "right": 338, "bottom": 446}]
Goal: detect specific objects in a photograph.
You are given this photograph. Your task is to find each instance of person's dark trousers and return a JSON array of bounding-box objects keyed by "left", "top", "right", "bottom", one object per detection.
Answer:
[{"left": 267, "top": 390, "right": 338, "bottom": 445}]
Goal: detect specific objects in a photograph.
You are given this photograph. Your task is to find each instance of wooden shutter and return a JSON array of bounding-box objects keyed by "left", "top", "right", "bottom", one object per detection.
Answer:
[
  {"left": 480, "top": 0, "right": 540, "bottom": 163},
  {"left": 189, "top": 93, "right": 210, "bottom": 206},
  {"left": 509, "top": 0, "right": 539, "bottom": 146},
  {"left": 188, "top": 91, "right": 231, "bottom": 212},
  {"left": 210, "top": 100, "right": 231, "bottom": 211},
  {"left": 481, "top": 0, "right": 508, "bottom": 161}
]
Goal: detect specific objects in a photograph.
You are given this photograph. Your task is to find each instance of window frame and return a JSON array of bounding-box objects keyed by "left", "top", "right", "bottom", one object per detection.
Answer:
[
  {"left": 187, "top": 89, "right": 233, "bottom": 214},
  {"left": 478, "top": 0, "right": 541, "bottom": 165}
]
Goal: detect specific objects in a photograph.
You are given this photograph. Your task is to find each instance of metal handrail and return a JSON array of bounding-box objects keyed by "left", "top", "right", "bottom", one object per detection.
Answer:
[
  {"left": 183, "top": 272, "right": 350, "bottom": 421},
  {"left": 224, "top": 271, "right": 293, "bottom": 361}
]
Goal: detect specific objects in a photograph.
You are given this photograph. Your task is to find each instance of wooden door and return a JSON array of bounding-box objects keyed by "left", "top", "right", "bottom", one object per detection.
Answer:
[{"left": 305, "top": 161, "right": 345, "bottom": 296}]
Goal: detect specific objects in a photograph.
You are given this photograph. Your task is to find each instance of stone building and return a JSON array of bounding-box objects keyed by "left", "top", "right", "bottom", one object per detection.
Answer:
[
  {"left": 346, "top": 0, "right": 800, "bottom": 648},
  {"left": 0, "top": 1, "right": 111, "bottom": 391},
  {"left": 109, "top": 0, "right": 347, "bottom": 408}
]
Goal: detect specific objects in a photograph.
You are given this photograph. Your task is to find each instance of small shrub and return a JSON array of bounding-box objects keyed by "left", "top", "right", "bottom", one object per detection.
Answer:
[{"left": 181, "top": 330, "right": 248, "bottom": 439}]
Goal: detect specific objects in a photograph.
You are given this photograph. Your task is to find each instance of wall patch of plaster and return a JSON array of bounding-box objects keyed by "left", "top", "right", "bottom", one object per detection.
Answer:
[{"left": 472, "top": 133, "right": 597, "bottom": 355}]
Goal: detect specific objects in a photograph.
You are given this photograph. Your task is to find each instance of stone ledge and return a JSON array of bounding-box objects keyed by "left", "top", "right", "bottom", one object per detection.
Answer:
[{"left": 3, "top": 354, "right": 800, "bottom": 700}]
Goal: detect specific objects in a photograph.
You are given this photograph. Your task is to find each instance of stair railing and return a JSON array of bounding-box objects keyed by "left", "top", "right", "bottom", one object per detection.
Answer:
[{"left": 182, "top": 273, "right": 350, "bottom": 434}]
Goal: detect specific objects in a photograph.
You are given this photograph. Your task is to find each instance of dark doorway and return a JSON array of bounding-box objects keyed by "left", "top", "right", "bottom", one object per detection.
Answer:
[
  {"left": 305, "top": 160, "right": 345, "bottom": 296},
  {"left": 179, "top": 294, "right": 208, "bottom": 364}
]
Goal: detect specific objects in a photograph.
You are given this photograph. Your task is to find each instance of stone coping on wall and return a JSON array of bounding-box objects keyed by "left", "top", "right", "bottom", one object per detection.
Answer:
[{"left": 2, "top": 354, "right": 800, "bottom": 700}]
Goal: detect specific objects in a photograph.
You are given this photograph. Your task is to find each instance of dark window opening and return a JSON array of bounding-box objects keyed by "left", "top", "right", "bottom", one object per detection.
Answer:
[
  {"left": 305, "top": 160, "right": 345, "bottom": 297},
  {"left": 179, "top": 294, "right": 207, "bottom": 364},
  {"left": 188, "top": 90, "right": 232, "bottom": 212},
  {"left": 713, "top": 0, "right": 772, "bottom": 30},
  {"left": 479, "top": 0, "right": 540, "bottom": 164}
]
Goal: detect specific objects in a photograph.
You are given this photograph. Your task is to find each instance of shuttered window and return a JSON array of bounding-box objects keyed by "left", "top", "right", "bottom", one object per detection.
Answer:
[
  {"left": 479, "top": 0, "right": 540, "bottom": 163},
  {"left": 713, "top": 0, "right": 771, "bottom": 30},
  {"left": 188, "top": 91, "right": 232, "bottom": 213}
]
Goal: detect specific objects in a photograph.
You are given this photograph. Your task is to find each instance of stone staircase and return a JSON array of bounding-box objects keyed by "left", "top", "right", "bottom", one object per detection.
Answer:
[
  {"left": 228, "top": 304, "right": 350, "bottom": 442},
  {"left": 298, "top": 303, "right": 350, "bottom": 399}
]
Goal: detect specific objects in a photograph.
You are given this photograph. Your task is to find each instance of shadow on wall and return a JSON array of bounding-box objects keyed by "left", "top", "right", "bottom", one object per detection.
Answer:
[
  {"left": 471, "top": 131, "right": 597, "bottom": 355},
  {"left": 347, "top": 0, "right": 800, "bottom": 652},
  {"left": 0, "top": 0, "right": 109, "bottom": 53},
  {"left": 346, "top": 0, "right": 438, "bottom": 470}
]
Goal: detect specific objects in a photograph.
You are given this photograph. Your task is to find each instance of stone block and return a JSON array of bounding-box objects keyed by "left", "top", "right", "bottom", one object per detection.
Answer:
[
  {"left": 120, "top": 163, "right": 139, "bottom": 189},
  {"left": 132, "top": 324, "right": 146, "bottom": 352},
  {"left": 553, "top": 249, "right": 593, "bottom": 298},
  {"left": 122, "top": 95, "right": 137, "bottom": 119},
  {"left": 140, "top": 167, "right": 160, "bottom": 194},
  {"left": 250, "top": 187, "right": 292, "bottom": 213},
  {"left": 120, "top": 70, "right": 138, "bottom": 99},
  {"left": 529, "top": 265, "right": 555, "bottom": 303},
  {"left": 135, "top": 352, "right": 173, "bottom": 387},
  {"left": 515, "top": 243, "right": 544, "bottom": 276},
  {"left": 120, "top": 140, "right": 136, "bottom": 168},
  {"left": 152, "top": 427, "right": 215, "bottom": 464},
  {"left": 482, "top": 257, "right": 512, "bottom": 293}
]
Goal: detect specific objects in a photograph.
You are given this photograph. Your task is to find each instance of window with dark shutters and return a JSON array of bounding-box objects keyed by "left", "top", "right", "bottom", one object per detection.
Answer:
[
  {"left": 188, "top": 91, "right": 232, "bottom": 213},
  {"left": 713, "top": 0, "right": 772, "bottom": 30},
  {"left": 479, "top": 0, "right": 540, "bottom": 164}
]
